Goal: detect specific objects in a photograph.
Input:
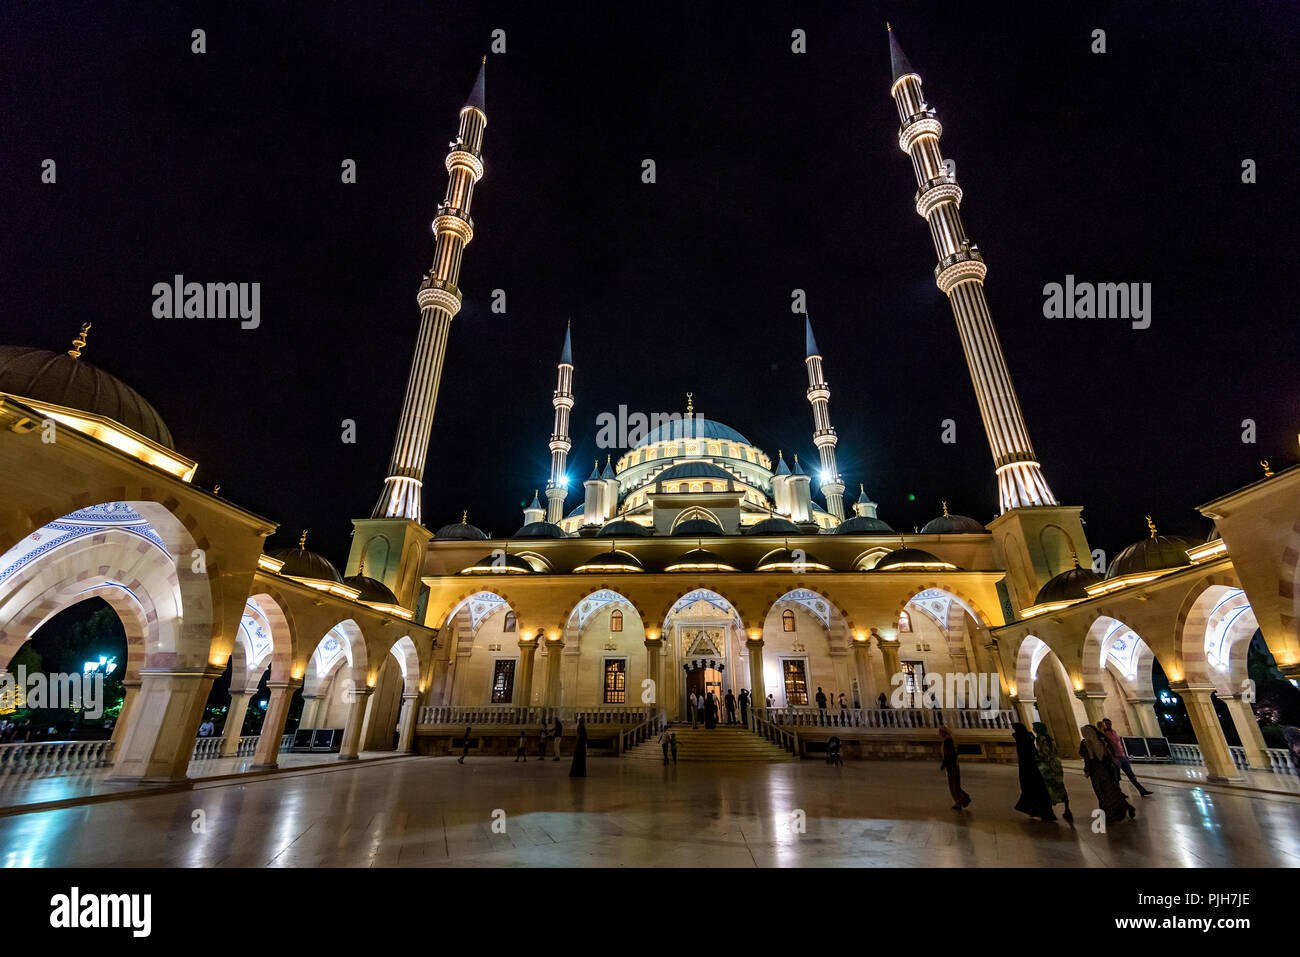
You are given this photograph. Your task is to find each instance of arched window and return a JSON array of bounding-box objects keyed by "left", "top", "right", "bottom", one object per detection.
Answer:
[
  {"left": 898, "top": 610, "right": 911, "bottom": 633},
  {"left": 610, "top": 609, "right": 623, "bottom": 633},
  {"left": 503, "top": 611, "right": 517, "bottom": 632},
  {"left": 782, "top": 609, "right": 796, "bottom": 632}
]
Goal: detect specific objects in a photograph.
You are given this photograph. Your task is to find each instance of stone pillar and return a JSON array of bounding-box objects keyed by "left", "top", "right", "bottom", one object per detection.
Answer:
[
  {"left": 108, "top": 666, "right": 224, "bottom": 783},
  {"left": 746, "top": 638, "right": 765, "bottom": 709},
  {"left": 1220, "top": 694, "right": 1270, "bottom": 770},
  {"left": 396, "top": 693, "right": 421, "bottom": 753},
  {"left": 877, "top": 635, "right": 901, "bottom": 685},
  {"left": 1175, "top": 685, "right": 1241, "bottom": 782},
  {"left": 544, "top": 639, "right": 564, "bottom": 706},
  {"left": 108, "top": 678, "right": 141, "bottom": 758},
  {"left": 851, "top": 639, "right": 874, "bottom": 709},
  {"left": 1128, "top": 696, "right": 1162, "bottom": 737},
  {"left": 1074, "top": 691, "right": 1106, "bottom": 727},
  {"left": 517, "top": 636, "right": 539, "bottom": 707},
  {"left": 221, "top": 690, "right": 254, "bottom": 757},
  {"left": 299, "top": 693, "right": 326, "bottom": 731},
  {"left": 1013, "top": 697, "right": 1037, "bottom": 727},
  {"left": 338, "top": 686, "right": 374, "bottom": 760},
  {"left": 252, "top": 679, "right": 301, "bottom": 769},
  {"left": 644, "top": 637, "right": 662, "bottom": 712}
]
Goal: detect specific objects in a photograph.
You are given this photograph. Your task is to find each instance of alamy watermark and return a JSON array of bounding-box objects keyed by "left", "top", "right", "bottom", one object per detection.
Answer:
[
  {"left": 594, "top": 407, "right": 705, "bottom": 450},
  {"left": 889, "top": 671, "right": 1001, "bottom": 715},
  {"left": 0, "top": 667, "right": 105, "bottom": 719},
  {"left": 152, "top": 275, "right": 260, "bottom": 329},
  {"left": 1042, "top": 275, "right": 1150, "bottom": 330}
]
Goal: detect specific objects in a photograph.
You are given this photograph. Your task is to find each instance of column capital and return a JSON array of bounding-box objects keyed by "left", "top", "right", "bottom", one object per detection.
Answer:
[
  {"left": 643, "top": 636, "right": 663, "bottom": 649},
  {"left": 266, "top": 677, "right": 303, "bottom": 693},
  {"left": 745, "top": 637, "right": 764, "bottom": 650},
  {"left": 1073, "top": 690, "right": 1105, "bottom": 701}
]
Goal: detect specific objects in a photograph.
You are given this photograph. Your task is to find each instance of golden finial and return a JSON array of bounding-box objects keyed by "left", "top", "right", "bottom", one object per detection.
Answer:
[
  {"left": 941, "top": 500, "right": 949, "bottom": 517},
  {"left": 67, "top": 322, "right": 91, "bottom": 359},
  {"left": 212, "top": 484, "right": 221, "bottom": 496},
  {"left": 859, "top": 483, "right": 865, "bottom": 495},
  {"left": 298, "top": 529, "right": 309, "bottom": 549},
  {"left": 686, "top": 392, "right": 694, "bottom": 415},
  {"left": 1145, "top": 515, "right": 1158, "bottom": 538},
  {"left": 887, "top": 21, "right": 891, "bottom": 30},
  {"left": 357, "top": 555, "right": 366, "bottom": 575},
  {"left": 1069, "top": 543, "right": 1080, "bottom": 567},
  {"left": 482, "top": 55, "right": 487, "bottom": 64},
  {"left": 1262, "top": 460, "right": 1274, "bottom": 478},
  {"left": 461, "top": 510, "right": 468, "bottom": 524}
]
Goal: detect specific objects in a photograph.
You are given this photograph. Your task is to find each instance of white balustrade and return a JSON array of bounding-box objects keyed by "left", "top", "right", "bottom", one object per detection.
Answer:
[
  {"left": 419, "top": 704, "right": 652, "bottom": 727},
  {"left": 753, "top": 706, "right": 1016, "bottom": 731},
  {"left": 0, "top": 739, "right": 113, "bottom": 776}
]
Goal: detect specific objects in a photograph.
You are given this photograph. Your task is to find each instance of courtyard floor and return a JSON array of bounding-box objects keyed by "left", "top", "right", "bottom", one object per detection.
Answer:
[{"left": 1, "top": 754, "right": 1298, "bottom": 867}]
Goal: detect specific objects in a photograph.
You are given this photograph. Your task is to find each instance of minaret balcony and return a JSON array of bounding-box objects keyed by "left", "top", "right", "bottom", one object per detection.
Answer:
[
  {"left": 551, "top": 392, "right": 574, "bottom": 410},
  {"left": 806, "top": 385, "right": 830, "bottom": 402},
  {"left": 934, "top": 247, "right": 987, "bottom": 294},
  {"left": 548, "top": 437, "right": 572, "bottom": 454},
  {"left": 445, "top": 147, "right": 485, "bottom": 180},
  {"left": 417, "top": 276, "right": 463, "bottom": 314},
  {"left": 915, "top": 178, "right": 963, "bottom": 217},
  {"left": 898, "top": 115, "right": 943, "bottom": 153},
  {"left": 813, "top": 428, "right": 838, "bottom": 445},
  {"left": 433, "top": 204, "right": 475, "bottom": 243}
]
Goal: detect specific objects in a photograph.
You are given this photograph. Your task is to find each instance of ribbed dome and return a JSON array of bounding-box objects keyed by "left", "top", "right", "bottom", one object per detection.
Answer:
[
  {"left": 434, "top": 519, "right": 488, "bottom": 541},
  {"left": 875, "top": 547, "right": 957, "bottom": 571},
  {"left": 574, "top": 550, "right": 644, "bottom": 573},
  {"left": 344, "top": 574, "right": 399, "bottom": 605},
  {"left": 655, "top": 462, "right": 734, "bottom": 483},
  {"left": 462, "top": 553, "right": 533, "bottom": 574},
  {"left": 1107, "top": 533, "right": 1196, "bottom": 580},
  {"left": 920, "top": 513, "right": 985, "bottom": 534},
  {"left": 270, "top": 547, "right": 343, "bottom": 584},
  {"left": 756, "top": 548, "right": 830, "bottom": 571},
  {"left": 1033, "top": 565, "right": 1103, "bottom": 606},
  {"left": 745, "top": 517, "right": 801, "bottom": 536},
  {"left": 637, "top": 417, "right": 752, "bottom": 448},
  {"left": 835, "top": 515, "right": 894, "bottom": 534},
  {"left": 0, "top": 346, "right": 174, "bottom": 449},
  {"left": 672, "top": 518, "right": 725, "bottom": 536},
  {"left": 665, "top": 548, "right": 736, "bottom": 571},
  {"left": 512, "top": 521, "right": 568, "bottom": 539},
  {"left": 598, "top": 519, "right": 652, "bottom": 537}
]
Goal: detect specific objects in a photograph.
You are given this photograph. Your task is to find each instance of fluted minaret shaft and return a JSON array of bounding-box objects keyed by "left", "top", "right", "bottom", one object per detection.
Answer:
[
  {"left": 372, "top": 61, "right": 488, "bottom": 522},
  {"left": 888, "top": 28, "right": 1056, "bottom": 513},
  {"left": 546, "top": 326, "right": 574, "bottom": 523},
  {"left": 804, "top": 320, "right": 845, "bottom": 521}
]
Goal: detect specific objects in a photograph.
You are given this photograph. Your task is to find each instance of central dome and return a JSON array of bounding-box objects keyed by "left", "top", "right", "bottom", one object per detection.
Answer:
[{"left": 636, "top": 417, "right": 752, "bottom": 449}]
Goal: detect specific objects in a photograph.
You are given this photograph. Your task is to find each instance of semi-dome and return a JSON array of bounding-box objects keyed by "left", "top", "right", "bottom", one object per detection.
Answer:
[
  {"left": 672, "top": 518, "right": 725, "bottom": 536},
  {"left": 597, "top": 519, "right": 652, "bottom": 537},
  {"left": 1033, "top": 564, "right": 1103, "bottom": 606},
  {"left": 461, "top": 553, "right": 533, "bottom": 574},
  {"left": 270, "top": 539, "right": 344, "bottom": 584},
  {"left": 0, "top": 344, "right": 174, "bottom": 449},
  {"left": 344, "top": 574, "right": 399, "bottom": 605},
  {"left": 875, "top": 547, "right": 958, "bottom": 571},
  {"left": 919, "top": 505, "right": 985, "bottom": 534},
  {"left": 512, "top": 521, "right": 568, "bottom": 539},
  {"left": 637, "top": 417, "right": 752, "bottom": 448},
  {"left": 756, "top": 548, "right": 831, "bottom": 572},
  {"left": 654, "top": 462, "right": 735, "bottom": 484},
  {"left": 434, "top": 513, "right": 488, "bottom": 540},
  {"left": 664, "top": 548, "right": 736, "bottom": 572},
  {"left": 1107, "top": 521, "right": 1196, "bottom": 580},
  {"left": 835, "top": 515, "right": 894, "bottom": 534},
  {"left": 745, "top": 516, "right": 801, "bottom": 536},
  {"left": 573, "top": 550, "right": 644, "bottom": 573}
]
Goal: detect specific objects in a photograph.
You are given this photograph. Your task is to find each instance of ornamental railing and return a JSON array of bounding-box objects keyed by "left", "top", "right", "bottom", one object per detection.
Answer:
[
  {"left": 0, "top": 739, "right": 113, "bottom": 775},
  {"left": 420, "top": 704, "right": 652, "bottom": 728},
  {"left": 751, "top": 710, "right": 799, "bottom": 755},
  {"left": 1170, "top": 742, "right": 1295, "bottom": 774},
  {"left": 618, "top": 711, "right": 666, "bottom": 755},
  {"left": 754, "top": 706, "right": 1016, "bottom": 731}
]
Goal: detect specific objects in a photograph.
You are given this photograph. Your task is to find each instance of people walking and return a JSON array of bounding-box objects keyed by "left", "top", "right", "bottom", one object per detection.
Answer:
[
  {"left": 877, "top": 692, "right": 888, "bottom": 711},
  {"left": 815, "top": 686, "right": 828, "bottom": 724},
  {"left": 738, "top": 689, "right": 750, "bottom": 727},
  {"left": 659, "top": 727, "right": 671, "bottom": 764},
  {"left": 1101, "top": 718, "right": 1153, "bottom": 796},
  {"left": 1032, "top": 721, "right": 1071, "bottom": 821},
  {"left": 688, "top": 691, "right": 699, "bottom": 729},
  {"left": 669, "top": 732, "right": 678, "bottom": 763},
  {"left": 538, "top": 722, "right": 549, "bottom": 761},
  {"left": 458, "top": 724, "right": 472, "bottom": 764},
  {"left": 552, "top": 717, "right": 563, "bottom": 760},
  {"left": 837, "top": 692, "right": 848, "bottom": 725},
  {"left": 939, "top": 726, "right": 971, "bottom": 810},
  {"left": 705, "top": 692, "right": 718, "bottom": 729},
  {"left": 515, "top": 732, "right": 528, "bottom": 762},
  {"left": 724, "top": 689, "right": 737, "bottom": 725},
  {"left": 696, "top": 693, "right": 706, "bottom": 728},
  {"left": 1011, "top": 721, "right": 1057, "bottom": 821},
  {"left": 1080, "top": 724, "right": 1136, "bottom": 823},
  {"left": 766, "top": 692, "right": 775, "bottom": 712},
  {"left": 569, "top": 717, "right": 588, "bottom": 777}
]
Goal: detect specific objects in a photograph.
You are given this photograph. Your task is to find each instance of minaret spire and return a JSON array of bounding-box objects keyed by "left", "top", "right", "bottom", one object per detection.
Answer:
[
  {"left": 372, "top": 58, "right": 490, "bottom": 522},
  {"left": 887, "top": 27, "right": 1056, "bottom": 512},
  {"left": 803, "top": 316, "right": 846, "bottom": 521},
  {"left": 546, "top": 321, "right": 575, "bottom": 522}
]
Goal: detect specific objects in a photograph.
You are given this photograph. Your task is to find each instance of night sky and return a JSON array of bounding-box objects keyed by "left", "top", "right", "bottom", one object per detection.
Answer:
[{"left": 3, "top": 1, "right": 1297, "bottom": 568}]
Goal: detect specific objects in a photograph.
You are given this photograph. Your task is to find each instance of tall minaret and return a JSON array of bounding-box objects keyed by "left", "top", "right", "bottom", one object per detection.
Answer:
[
  {"left": 372, "top": 58, "right": 489, "bottom": 522},
  {"left": 887, "top": 26, "right": 1056, "bottom": 513},
  {"left": 545, "top": 322, "right": 575, "bottom": 522},
  {"left": 804, "top": 317, "right": 845, "bottom": 521}
]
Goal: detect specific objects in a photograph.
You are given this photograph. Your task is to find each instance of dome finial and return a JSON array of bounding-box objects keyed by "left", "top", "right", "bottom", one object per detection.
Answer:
[
  {"left": 1145, "top": 514, "right": 1158, "bottom": 538},
  {"left": 68, "top": 322, "right": 92, "bottom": 359},
  {"left": 1262, "top": 459, "right": 1274, "bottom": 478},
  {"left": 686, "top": 392, "right": 694, "bottom": 415},
  {"left": 298, "top": 529, "right": 309, "bottom": 549},
  {"left": 941, "top": 500, "right": 949, "bottom": 517},
  {"left": 462, "top": 509, "right": 469, "bottom": 524}
]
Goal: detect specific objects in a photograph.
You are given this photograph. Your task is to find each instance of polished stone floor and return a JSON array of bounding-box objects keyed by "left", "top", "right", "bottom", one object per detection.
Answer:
[{"left": 2, "top": 755, "right": 1298, "bottom": 867}]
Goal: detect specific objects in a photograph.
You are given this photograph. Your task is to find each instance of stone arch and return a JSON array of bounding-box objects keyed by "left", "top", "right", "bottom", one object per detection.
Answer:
[
  {"left": 1081, "top": 615, "right": 1157, "bottom": 698},
  {"left": 1279, "top": 514, "right": 1300, "bottom": 640},
  {"left": 657, "top": 585, "right": 747, "bottom": 635},
  {"left": 1038, "top": 523, "right": 1081, "bottom": 578},
  {"left": 387, "top": 634, "right": 422, "bottom": 696},
  {"left": 888, "top": 583, "right": 994, "bottom": 631},
  {"left": 230, "top": 593, "right": 295, "bottom": 691},
  {"left": 302, "top": 619, "right": 368, "bottom": 696},
  {"left": 1177, "top": 578, "right": 1259, "bottom": 694},
  {"left": 514, "top": 550, "right": 553, "bottom": 572},
  {"left": 671, "top": 506, "right": 722, "bottom": 530},
  {"left": 852, "top": 547, "right": 893, "bottom": 571},
  {"left": 1013, "top": 634, "right": 1087, "bottom": 743}
]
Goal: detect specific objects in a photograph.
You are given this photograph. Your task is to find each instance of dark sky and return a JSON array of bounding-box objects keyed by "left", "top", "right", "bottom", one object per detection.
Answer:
[{"left": 3, "top": 0, "right": 1297, "bottom": 568}]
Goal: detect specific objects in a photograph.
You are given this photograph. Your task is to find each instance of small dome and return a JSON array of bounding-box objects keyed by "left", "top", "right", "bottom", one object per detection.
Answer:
[
  {"left": 1033, "top": 565, "right": 1103, "bottom": 606},
  {"left": 598, "top": 520, "right": 651, "bottom": 537},
  {"left": 434, "top": 520, "right": 488, "bottom": 541},
  {"left": 655, "top": 462, "right": 734, "bottom": 483},
  {"left": 462, "top": 553, "right": 533, "bottom": 574},
  {"left": 512, "top": 521, "right": 568, "bottom": 539},
  {"left": 636, "top": 417, "right": 752, "bottom": 448},
  {"left": 835, "top": 515, "right": 894, "bottom": 534},
  {"left": 344, "top": 574, "right": 399, "bottom": 605},
  {"left": 0, "top": 345, "right": 174, "bottom": 448},
  {"left": 745, "top": 517, "right": 801, "bottom": 536},
  {"left": 566, "top": 503, "right": 585, "bottom": 519},
  {"left": 270, "top": 545, "right": 343, "bottom": 584},
  {"left": 1107, "top": 529, "right": 1196, "bottom": 580},
  {"left": 920, "top": 512, "right": 985, "bottom": 534},
  {"left": 672, "top": 518, "right": 725, "bottom": 536},
  {"left": 875, "top": 547, "right": 958, "bottom": 571},
  {"left": 756, "top": 548, "right": 831, "bottom": 572},
  {"left": 664, "top": 548, "right": 736, "bottom": 572},
  {"left": 574, "top": 550, "right": 644, "bottom": 573}
]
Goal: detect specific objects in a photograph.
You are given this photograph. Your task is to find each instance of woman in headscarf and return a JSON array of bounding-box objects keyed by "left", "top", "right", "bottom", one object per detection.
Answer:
[
  {"left": 1011, "top": 721, "right": 1057, "bottom": 821},
  {"left": 568, "top": 717, "right": 588, "bottom": 778},
  {"left": 1080, "top": 724, "right": 1135, "bottom": 823},
  {"left": 1033, "top": 721, "right": 1072, "bottom": 822},
  {"left": 938, "top": 726, "right": 971, "bottom": 811}
]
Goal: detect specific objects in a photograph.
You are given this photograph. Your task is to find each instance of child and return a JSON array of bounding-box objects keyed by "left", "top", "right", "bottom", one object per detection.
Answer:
[{"left": 515, "top": 732, "right": 527, "bottom": 762}]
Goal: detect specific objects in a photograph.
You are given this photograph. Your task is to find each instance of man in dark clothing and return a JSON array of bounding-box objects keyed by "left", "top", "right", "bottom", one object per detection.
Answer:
[
  {"left": 458, "top": 725, "right": 471, "bottom": 764},
  {"left": 815, "top": 687, "right": 828, "bottom": 725},
  {"left": 552, "top": 717, "right": 563, "bottom": 760},
  {"left": 724, "top": 689, "right": 737, "bottom": 725},
  {"left": 738, "top": 689, "right": 750, "bottom": 727}
]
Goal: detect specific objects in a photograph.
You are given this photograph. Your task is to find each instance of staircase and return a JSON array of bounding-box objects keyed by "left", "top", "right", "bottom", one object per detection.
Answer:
[{"left": 623, "top": 724, "right": 796, "bottom": 763}]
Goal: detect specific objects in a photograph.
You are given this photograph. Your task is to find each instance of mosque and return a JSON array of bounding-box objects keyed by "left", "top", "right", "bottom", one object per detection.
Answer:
[{"left": 0, "top": 29, "right": 1296, "bottom": 787}]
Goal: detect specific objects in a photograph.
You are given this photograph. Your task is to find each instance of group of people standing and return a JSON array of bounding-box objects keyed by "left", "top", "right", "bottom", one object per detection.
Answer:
[
  {"left": 940, "top": 716, "right": 1153, "bottom": 825},
  {"left": 687, "top": 688, "right": 751, "bottom": 729},
  {"left": 461, "top": 716, "right": 590, "bottom": 777}
]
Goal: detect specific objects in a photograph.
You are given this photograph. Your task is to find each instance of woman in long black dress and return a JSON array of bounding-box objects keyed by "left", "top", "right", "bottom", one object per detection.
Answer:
[
  {"left": 568, "top": 717, "right": 588, "bottom": 777},
  {"left": 1080, "top": 725, "right": 1134, "bottom": 823},
  {"left": 1011, "top": 722, "right": 1056, "bottom": 821},
  {"left": 939, "top": 727, "right": 971, "bottom": 810}
]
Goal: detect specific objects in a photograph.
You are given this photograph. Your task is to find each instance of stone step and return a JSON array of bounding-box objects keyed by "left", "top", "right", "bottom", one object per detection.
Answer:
[{"left": 624, "top": 728, "right": 796, "bottom": 763}]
